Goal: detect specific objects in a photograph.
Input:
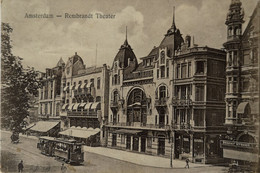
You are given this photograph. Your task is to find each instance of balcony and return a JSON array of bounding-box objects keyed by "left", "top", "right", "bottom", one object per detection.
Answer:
[
  {"left": 155, "top": 98, "right": 167, "bottom": 107},
  {"left": 173, "top": 123, "right": 191, "bottom": 130},
  {"left": 110, "top": 101, "right": 119, "bottom": 109},
  {"left": 105, "top": 122, "right": 170, "bottom": 130},
  {"left": 123, "top": 70, "right": 153, "bottom": 81},
  {"left": 172, "top": 98, "right": 192, "bottom": 107},
  {"left": 67, "top": 111, "right": 97, "bottom": 118}
]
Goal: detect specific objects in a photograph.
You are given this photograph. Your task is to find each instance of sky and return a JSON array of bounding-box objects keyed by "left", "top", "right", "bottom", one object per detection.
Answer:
[{"left": 2, "top": 0, "right": 258, "bottom": 72}]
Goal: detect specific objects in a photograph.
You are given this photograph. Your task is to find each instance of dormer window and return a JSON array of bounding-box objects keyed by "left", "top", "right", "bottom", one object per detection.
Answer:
[
  {"left": 114, "top": 62, "right": 118, "bottom": 72},
  {"left": 160, "top": 51, "right": 165, "bottom": 64}
]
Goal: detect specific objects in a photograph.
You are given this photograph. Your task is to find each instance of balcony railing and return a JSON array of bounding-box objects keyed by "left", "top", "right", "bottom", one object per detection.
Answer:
[
  {"left": 173, "top": 123, "right": 191, "bottom": 130},
  {"left": 172, "top": 98, "right": 192, "bottom": 106},
  {"left": 105, "top": 122, "right": 170, "bottom": 130},
  {"left": 123, "top": 70, "right": 153, "bottom": 80},
  {"left": 110, "top": 101, "right": 119, "bottom": 108},
  {"left": 67, "top": 111, "right": 97, "bottom": 117},
  {"left": 155, "top": 98, "right": 167, "bottom": 107},
  {"left": 221, "top": 140, "right": 258, "bottom": 150}
]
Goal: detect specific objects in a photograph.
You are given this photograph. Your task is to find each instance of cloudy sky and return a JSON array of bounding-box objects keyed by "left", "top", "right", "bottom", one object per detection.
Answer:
[{"left": 2, "top": 0, "right": 258, "bottom": 72}]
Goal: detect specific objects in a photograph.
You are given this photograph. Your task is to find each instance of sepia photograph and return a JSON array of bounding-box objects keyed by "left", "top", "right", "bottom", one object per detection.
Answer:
[{"left": 1, "top": 0, "right": 259, "bottom": 172}]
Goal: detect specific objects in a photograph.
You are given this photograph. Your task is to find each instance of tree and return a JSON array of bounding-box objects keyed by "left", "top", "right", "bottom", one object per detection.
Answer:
[{"left": 1, "top": 23, "right": 41, "bottom": 132}]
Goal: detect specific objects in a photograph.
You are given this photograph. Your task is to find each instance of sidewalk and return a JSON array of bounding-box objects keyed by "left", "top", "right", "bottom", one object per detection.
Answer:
[{"left": 83, "top": 146, "right": 209, "bottom": 169}]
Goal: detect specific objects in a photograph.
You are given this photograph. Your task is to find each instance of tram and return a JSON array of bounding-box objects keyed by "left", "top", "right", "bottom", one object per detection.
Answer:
[{"left": 37, "top": 137, "right": 84, "bottom": 164}]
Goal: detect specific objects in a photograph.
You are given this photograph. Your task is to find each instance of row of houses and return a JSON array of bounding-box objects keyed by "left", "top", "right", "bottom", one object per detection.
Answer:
[{"left": 28, "top": 0, "right": 259, "bottom": 167}]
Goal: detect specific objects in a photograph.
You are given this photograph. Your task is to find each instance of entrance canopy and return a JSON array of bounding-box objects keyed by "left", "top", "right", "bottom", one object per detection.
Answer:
[
  {"left": 59, "top": 127, "right": 100, "bottom": 139},
  {"left": 30, "top": 121, "right": 60, "bottom": 132},
  {"left": 114, "top": 129, "right": 142, "bottom": 135}
]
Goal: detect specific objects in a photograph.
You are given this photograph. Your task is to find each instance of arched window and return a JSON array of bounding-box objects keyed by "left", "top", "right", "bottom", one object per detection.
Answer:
[
  {"left": 113, "top": 90, "right": 119, "bottom": 103},
  {"left": 159, "top": 86, "right": 167, "bottom": 99}
]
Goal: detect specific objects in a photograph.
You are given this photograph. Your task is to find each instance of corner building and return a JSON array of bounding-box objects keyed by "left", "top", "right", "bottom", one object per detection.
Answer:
[{"left": 105, "top": 12, "right": 226, "bottom": 164}]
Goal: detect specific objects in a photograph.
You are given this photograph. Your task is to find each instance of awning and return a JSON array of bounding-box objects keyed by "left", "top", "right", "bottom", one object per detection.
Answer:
[
  {"left": 68, "top": 104, "right": 75, "bottom": 111},
  {"left": 84, "top": 102, "right": 93, "bottom": 110},
  {"left": 72, "top": 103, "right": 81, "bottom": 110},
  {"left": 86, "top": 82, "right": 93, "bottom": 88},
  {"left": 79, "top": 102, "right": 87, "bottom": 107},
  {"left": 63, "top": 86, "right": 69, "bottom": 92},
  {"left": 62, "top": 104, "right": 69, "bottom": 110},
  {"left": 22, "top": 123, "right": 36, "bottom": 131},
  {"left": 59, "top": 127, "right": 100, "bottom": 139},
  {"left": 250, "top": 102, "right": 259, "bottom": 114},
  {"left": 70, "top": 85, "right": 75, "bottom": 90},
  {"left": 237, "top": 102, "right": 249, "bottom": 114},
  {"left": 91, "top": 102, "right": 101, "bottom": 110},
  {"left": 114, "top": 129, "right": 142, "bottom": 135},
  {"left": 30, "top": 121, "right": 60, "bottom": 133},
  {"left": 75, "top": 84, "right": 81, "bottom": 90},
  {"left": 80, "top": 83, "right": 87, "bottom": 89}
]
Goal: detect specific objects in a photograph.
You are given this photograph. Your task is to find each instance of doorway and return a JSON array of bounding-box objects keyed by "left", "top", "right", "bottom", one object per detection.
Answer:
[
  {"left": 158, "top": 138, "right": 165, "bottom": 155},
  {"left": 141, "top": 137, "right": 146, "bottom": 152}
]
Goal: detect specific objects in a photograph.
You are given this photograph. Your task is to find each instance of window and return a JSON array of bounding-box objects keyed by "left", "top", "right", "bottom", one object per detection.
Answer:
[
  {"left": 194, "top": 110, "right": 204, "bottom": 126},
  {"left": 160, "top": 66, "right": 165, "bottom": 78},
  {"left": 180, "top": 110, "right": 185, "bottom": 123},
  {"left": 166, "top": 67, "right": 169, "bottom": 78},
  {"left": 228, "top": 52, "right": 232, "bottom": 66},
  {"left": 233, "top": 51, "right": 237, "bottom": 66},
  {"left": 181, "top": 86, "right": 186, "bottom": 99},
  {"left": 157, "top": 69, "right": 159, "bottom": 78},
  {"left": 159, "top": 86, "right": 166, "bottom": 99},
  {"left": 114, "top": 75, "right": 118, "bottom": 85},
  {"left": 166, "top": 59, "right": 169, "bottom": 67},
  {"left": 176, "top": 64, "right": 180, "bottom": 79},
  {"left": 155, "top": 115, "right": 157, "bottom": 124},
  {"left": 196, "top": 61, "right": 204, "bottom": 74},
  {"left": 97, "top": 78, "right": 100, "bottom": 89},
  {"left": 195, "top": 85, "right": 204, "bottom": 101},
  {"left": 188, "top": 62, "right": 191, "bottom": 77},
  {"left": 181, "top": 64, "right": 187, "bottom": 78},
  {"left": 121, "top": 135, "right": 125, "bottom": 144}
]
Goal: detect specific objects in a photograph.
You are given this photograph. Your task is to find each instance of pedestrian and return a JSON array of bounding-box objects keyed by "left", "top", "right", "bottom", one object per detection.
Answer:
[
  {"left": 18, "top": 160, "right": 24, "bottom": 172},
  {"left": 185, "top": 158, "right": 190, "bottom": 169},
  {"left": 61, "top": 163, "right": 67, "bottom": 173}
]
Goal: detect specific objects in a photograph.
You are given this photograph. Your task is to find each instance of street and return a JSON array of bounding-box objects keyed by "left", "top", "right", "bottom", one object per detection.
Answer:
[{"left": 1, "top": 131, "right": 228, "bottom": 173}]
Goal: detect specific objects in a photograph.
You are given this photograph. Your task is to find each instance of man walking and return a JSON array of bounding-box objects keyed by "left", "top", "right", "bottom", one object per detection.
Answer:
[
  {"left": 185, "top": 158, "right": 190, "bottom": 169},
  {"left": 61, "top": 163, "right": 67, "bottom": 173},
  {"left": 18, "top": 160, "right": 24, "bottom": 172}
]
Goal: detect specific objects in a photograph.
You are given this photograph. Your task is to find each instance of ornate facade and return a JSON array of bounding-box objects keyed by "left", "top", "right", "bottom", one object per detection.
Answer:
[
  {"left": 222, "top": 0, "right": 259, "bottom": 169},
  {"left": 104, "top": 10, "right": 226, "bottom": 164}
]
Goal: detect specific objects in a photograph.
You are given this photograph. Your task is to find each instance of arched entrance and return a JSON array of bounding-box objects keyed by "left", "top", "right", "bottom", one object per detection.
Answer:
[{"left": 127, "top": 88, "right": 147, "bottom": 126}]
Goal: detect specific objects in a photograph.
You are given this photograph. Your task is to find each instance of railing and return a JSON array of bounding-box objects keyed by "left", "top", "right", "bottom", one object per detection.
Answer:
[
  {"left": 67, "top": 111, "right": 97, "bottom": 117},
  {"left": 110, "top": 101, "right": 119, "bottom": 108},
  {"left": 221, "top": 140, "right": 258, "bottom": 150},
  {"left": 172, "top": 98, "right": 192, "bottom": 106},
  {"left": 173, "top": 123, "right": 191, "bottom": 130},
  {"left": 105, "top": 122, "right": 170, "bottom": 130},
  {"left": 155, "top": 98, "right": 167, "bottom": 107},
  {"left": 123, "top": 70, "right": 153, "bottom": 80}
]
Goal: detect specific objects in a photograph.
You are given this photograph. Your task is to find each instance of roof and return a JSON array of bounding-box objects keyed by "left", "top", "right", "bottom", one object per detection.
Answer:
[
  {"left": 59, "top": 127, "right": 100, "bottom": 139},
  {"left": 113, "top": 39, "right": 138, "bottom": 68},
  {"left": 56, "top": 58, "right": 65, "bottom": 67},
  {"left": 30, "top": 121, "right": 60, "bottom": 132}
]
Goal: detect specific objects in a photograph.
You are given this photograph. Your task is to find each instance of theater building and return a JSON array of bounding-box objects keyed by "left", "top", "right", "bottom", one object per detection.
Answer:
[
  {"left": 104, "top": 10, "right": 226, "bottom": 163},
  {"left": 59, "top": 53, "right": 109, "bottom": 146},
  {"left": 221, "top": 0, "right": 259, "bottom": 169},
  {"left": 104, "top": 15, "right": 183, "bottom": 157},
  {"left": 173, "top": 38, "right": 226, "bottom": 163}
]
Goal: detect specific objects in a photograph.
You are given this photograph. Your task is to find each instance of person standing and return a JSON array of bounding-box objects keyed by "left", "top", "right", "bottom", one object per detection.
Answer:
[
  {"left": 61, "top": 163, "right": 67, "bottom": 173},
  {"left": 185, "top": 158, "right": 190, "bottom": 169},
  {"left": 18, "top": 160, "right": 24, "bottom": 172}
]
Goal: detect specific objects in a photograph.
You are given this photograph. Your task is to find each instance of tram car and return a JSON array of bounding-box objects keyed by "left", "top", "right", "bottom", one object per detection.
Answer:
[
  {"left": 37, "top": 137, "right": 84, "bottom": 164},
  {"left": 53, "top": 139, "right": 84, "bottom": 164},
  {"left": 37, "top": 136, "right": 56, "bottom": 156}
]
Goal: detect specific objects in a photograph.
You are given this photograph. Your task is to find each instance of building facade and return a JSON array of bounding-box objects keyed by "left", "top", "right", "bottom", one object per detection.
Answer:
[
  {"left": 59, "top": 53, "right": 109, "bottom": 145},
  {"left": 104, "top": 12, "right": 226, "bottom": 164},
  {"left": 222, "top": 0, "right": 259, "bottom": 169},
  {"left": 38, "top": 58, "right": 65, "bottom": 120}
]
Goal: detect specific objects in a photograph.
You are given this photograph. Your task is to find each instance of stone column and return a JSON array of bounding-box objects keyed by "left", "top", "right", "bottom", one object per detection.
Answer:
[
  {"left": 130, "top": 136, "right": 133, "bottom": 151},
  {"left": 190, "top": 134, "right": 193, "bottom": 161},
  {"left": 138, "top": 137, "right": 141, "bottom": 152}
]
